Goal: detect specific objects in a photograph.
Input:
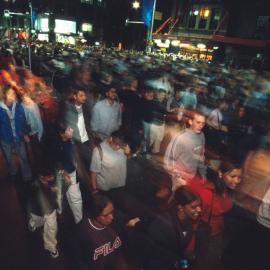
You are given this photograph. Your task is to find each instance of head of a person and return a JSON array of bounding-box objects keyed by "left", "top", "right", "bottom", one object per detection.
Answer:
[
  {"left": 108, "top": 130, "right": 127, "bottom": 151},
  {"left": 147, "top": 171, "right": 172, "bottom": 203},
  {"left": 105, "top": 85, "right": 117, "bottom": 101},
  {"left": 156, "top": 89, "right": 166, "bottom": 102},
  {"left": 218, "top": 161, "right": 242, "bottom": 190},
  {"left": 237, "top": 106, "right": 246, "bottom": 118},
  {"left": 129, "top": 78, "right": 138, "bottom": 91},
  {"left": 90, "top": 194, "right": 114, "bottom": 227},
  {"left": 143, "top": 88, "right": 154, "bottom": 100},
  {"left": 173, "top": 187, "right": 202, "bottom": 222},
  {"left": 22, "top": 93, "right": 34, "bottom": 106},
  {"left": 71, "top": 89, "right": 86, "bottom": 105},
  {"left": 3, "top": 86, "right": 17, "bottom": 106},
  {"left": 174, "top": 88, "right": 181, "bottom": 100},
  {"left": 218, "top": 99, "right": 228, "bottom": 112},
  {"left": 188, "top": 111, "right": 206, "bottom": 134}
]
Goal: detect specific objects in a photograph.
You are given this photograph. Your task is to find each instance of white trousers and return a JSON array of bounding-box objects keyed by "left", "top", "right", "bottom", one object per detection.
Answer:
[
  {"left": 56, "top": 170, "right": 83, "bottom": 224},
  {"left": 29, "top": 210, "right": 57, "bottom": 252},
  {"left": 150, "top": 123, "right": 165, "bottom": 154}
]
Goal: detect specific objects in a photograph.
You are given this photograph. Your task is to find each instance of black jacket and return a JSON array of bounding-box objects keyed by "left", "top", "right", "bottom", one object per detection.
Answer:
[{"left": 143, "top": 209, "right": 210, "bottom": 270}]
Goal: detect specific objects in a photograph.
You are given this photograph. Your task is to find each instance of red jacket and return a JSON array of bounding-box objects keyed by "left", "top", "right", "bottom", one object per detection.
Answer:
[{"left": 188, "top": 179, "right": 232, "bottom": 236}]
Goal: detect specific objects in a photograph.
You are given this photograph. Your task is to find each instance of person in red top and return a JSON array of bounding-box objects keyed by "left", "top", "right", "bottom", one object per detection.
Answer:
[{"left": 188, "top": 161, "right": 242, "bottom": 270}]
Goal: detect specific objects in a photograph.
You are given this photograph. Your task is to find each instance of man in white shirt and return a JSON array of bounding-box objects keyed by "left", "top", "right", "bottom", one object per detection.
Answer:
[
  {"left": 91, "top": 85, "right": 122, "bottom": 140},
  {"left": 63, "top": 89, "right": 92, "bottom": 180}
]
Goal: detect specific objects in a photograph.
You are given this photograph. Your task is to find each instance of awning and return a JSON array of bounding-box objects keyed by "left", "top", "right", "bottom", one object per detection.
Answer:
[{"left": 212, "top": 35, "right": 269, "bottom": 48}]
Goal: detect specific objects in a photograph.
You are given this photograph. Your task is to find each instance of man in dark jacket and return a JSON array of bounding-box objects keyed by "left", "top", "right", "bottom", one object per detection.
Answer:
[{"left": 63, "top": 88, "right": 92, "bottom": 182}]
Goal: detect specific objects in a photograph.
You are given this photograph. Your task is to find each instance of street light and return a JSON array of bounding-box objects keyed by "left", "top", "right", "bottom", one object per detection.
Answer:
[{"left": 132, "top": 1, "right": 140, "bottom": 9}]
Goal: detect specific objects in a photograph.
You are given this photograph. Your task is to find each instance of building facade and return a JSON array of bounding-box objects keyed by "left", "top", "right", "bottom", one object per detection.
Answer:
[{"left": 153, "top": 0, "right": 270, "bottom": 69}]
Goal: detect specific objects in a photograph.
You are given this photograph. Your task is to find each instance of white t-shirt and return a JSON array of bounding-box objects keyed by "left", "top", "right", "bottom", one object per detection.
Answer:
[
  {"left": 208, "top": 108, "right": 222, "bottom": 129},
  {"left": 75, "top": 105, "right": 89, "bottom": 143},
  {"left": 90, "top": 141, "right": 127, "bottom": 191}
]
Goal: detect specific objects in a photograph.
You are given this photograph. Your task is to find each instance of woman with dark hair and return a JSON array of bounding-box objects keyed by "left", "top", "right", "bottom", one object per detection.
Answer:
[
  {"left": 188, "top": 161, "right": 242, "bottom": 270},
  {"left": 143, "top": 187, "right": 210, "bottom": 270},
  {"left": 76, "top": 194, "right": 131, "bottom": 270}
]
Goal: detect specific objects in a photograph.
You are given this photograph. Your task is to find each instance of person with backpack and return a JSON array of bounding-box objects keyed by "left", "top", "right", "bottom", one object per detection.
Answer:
[{"left": 89, "top": 130, "right": 131, "bottom": 194}]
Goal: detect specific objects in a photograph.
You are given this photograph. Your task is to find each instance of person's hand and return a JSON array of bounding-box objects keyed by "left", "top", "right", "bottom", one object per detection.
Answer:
[
  {"left": 63, "top": 171, "right": 72, "bottom": 185},
  {"left": 126, "top": 217, "right": 140, "bottom": 227},
  {"left": 24, "top": 135, "right": 30, "bottom": 143},
  {"left": 91, "top": 189, "right": 99, "bottom": 195},
  {"left": 65, "top": 127, "right": 73, "bottom": 139},
  {"left": 122, "top": 144, "right": 131, "bottom": 156}
]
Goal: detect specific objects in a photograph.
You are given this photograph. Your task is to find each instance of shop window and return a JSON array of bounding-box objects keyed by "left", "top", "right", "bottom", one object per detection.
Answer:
[
  {"left": 81, "top": 0, "right": 94, "bottom": 4},
  {"left": 188, "top": 9, "right": 198, "bottom": 28}
]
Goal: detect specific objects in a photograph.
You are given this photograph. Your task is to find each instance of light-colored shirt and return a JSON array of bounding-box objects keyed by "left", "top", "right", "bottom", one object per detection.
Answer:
[
  {"left": 75, "top": 105, "right": 89, "bottom": 143},
  {"left": 23, "top": 102, "right": 43, "bottom": 140},
  {"left": 91, "top": 99, "right": 122, "bottom": 140},
  {"left": 208, "top": 108, "right": 223, "bottom": 129},
  {"left": 90, "top": 141, "right": 127, "bottom": 191},
  {"left": 164, "top": 129, "right": 206, "bottom": 181}
]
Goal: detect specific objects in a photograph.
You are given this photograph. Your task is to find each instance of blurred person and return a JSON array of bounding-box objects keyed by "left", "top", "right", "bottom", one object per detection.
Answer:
[
  {"left": 22, "top": 93, "right": 44, "bottom": 178},
  {"left": 179, "top": 86, "right": 197, "bottom": 110},
  {"left": 140, "top": 88, "right": 155, "bottom": 154},
  {"left": 164, "top": 111, "right": 206, "bottom": 189},
  {"left": 149, "top": 89, "right": 168, "bottom": 154},
  {"left": 143, "top": 187, "right": 210, "bottom": 270},
  {"left": 188, "top": 161, "right": 242, "bottom": 270},
  {"left": 167, "top": 88, "right": 182, "bottom": 111},
  {"left": 207, "top": 99, "right": 228, "bottom": 130},
  {"left": 91, "top": 84, "right": 122, "bottom": 140},
  {"left": 206, "top": 99, "right": 229, "bottom": 152},
  {"left": 0, "top": 86, "right": 32, "bottom": 181},
  {"left": 118, "top": 78, "right": 142, "bottom": 152},
  {"left": 55, "top": 125, "right": 83, "bottom": 224},
  {"left": 28, "top": 169, "right": 62, "bottom": 258}
]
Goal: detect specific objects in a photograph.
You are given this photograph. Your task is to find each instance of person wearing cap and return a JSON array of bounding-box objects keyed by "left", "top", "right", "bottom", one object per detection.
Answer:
[{"left": 91, "top": 85, "right": 122, "bottom": 140}]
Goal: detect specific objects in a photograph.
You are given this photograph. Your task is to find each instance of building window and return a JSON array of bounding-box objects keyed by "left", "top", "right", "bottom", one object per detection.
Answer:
[
  {"left": 198, "top": 7, "right": 210, "bottom": 29},
  {"left": 209, "top": 9, "right": 221, "bottom": 30},
  {"left": 81, "top": 0, "right": 94, "bottom": 4},
  {"left": 188, "top": 9, "right": 198, "bottom": 28},
  {"left": 256, "top": 16, "right": 269, "bottom": 32}
]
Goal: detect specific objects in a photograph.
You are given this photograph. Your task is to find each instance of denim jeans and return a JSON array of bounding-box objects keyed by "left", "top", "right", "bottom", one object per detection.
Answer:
[{"left": 0, "top": 140, "right": 32, "bottom": 181}]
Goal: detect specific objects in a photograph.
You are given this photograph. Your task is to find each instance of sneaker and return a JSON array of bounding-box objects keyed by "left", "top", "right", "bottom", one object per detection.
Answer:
[{"left": 49, "top": 249, "right": 59, "bottom": 259}]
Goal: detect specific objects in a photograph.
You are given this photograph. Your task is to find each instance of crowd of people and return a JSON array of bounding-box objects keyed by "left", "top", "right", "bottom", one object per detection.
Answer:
[{"left": 1, "top": 40, "right": 270, "bottom": 270}]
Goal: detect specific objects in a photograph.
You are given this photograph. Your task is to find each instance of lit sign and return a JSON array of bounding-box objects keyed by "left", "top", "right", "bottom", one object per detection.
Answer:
[
  {"left": 40, "top": 18, "right": 49, "bottom": 32},
  {"left": 82, "top": 23, "right": 93, "bottom": 32},
  {"left": 55, "top": 19, "right": 76, "bottom": 34}
]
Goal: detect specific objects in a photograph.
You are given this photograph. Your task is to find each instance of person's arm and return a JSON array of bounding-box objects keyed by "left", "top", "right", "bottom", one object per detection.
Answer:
[
  {"left": 89, "top": 171, "right": 98, "bottom": 193},
  {"left": 90, "top": 104, "right": 99, "bottom": 132},
  {"left": 117, "top": 103, "right": 122, "bottom": 129},
  {"left": 198, "top": 137, "right": 207, "bottom": 178},
  {"left": 89, "top": 147, "right": 101, "bottom": 193}
]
